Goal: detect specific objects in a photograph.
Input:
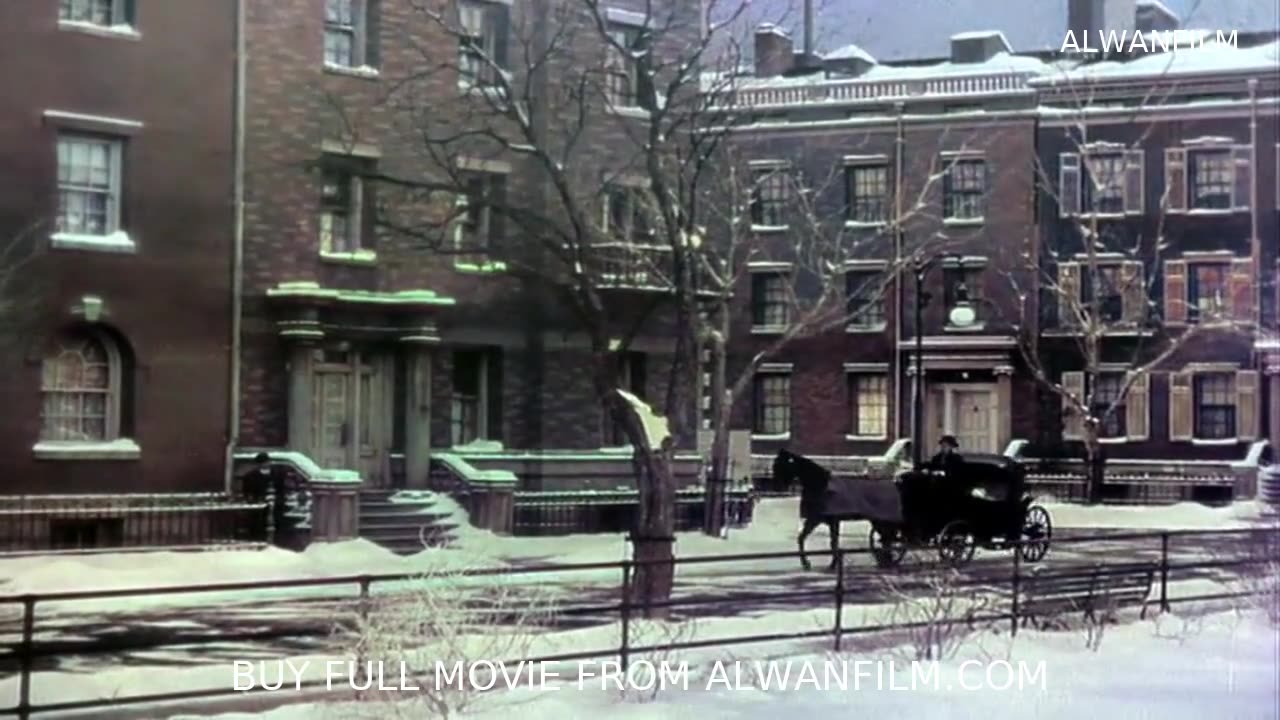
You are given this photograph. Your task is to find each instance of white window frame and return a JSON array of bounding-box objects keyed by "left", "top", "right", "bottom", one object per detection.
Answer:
[
  {"left": 748, "top": 263, "right": 792, "bottom": 334},
  {"left": 324, "top": 0, "right": 368, "bottom": 69},
  {"left": 752, "top": 364, "right": 792, "bottom": 440},
  {"left": 58, "top": 0, "right": 133, "bottom": 31},
  {"left": 34, "top": 328, "right": 141, "bottom": 460},
  {"left": 318, "top": 160, "right": 374, "bottom": 261},
  {"left": 748, "top": 160, "right": 791, "bottom": 231},
  {"left": 457, "top": 0, "right": 504, "bottom": 87},
  {"left": 846, "top": 369, "right": 890, "bottom": 441},
  {"left": 453, "top": 170, "right": 504, "bottom": 252},
  {"left": 450, "top": 350, "right": 489, "bottom": 446},
  {"left": 54, "top": 133, "right": 133, "bottom": 253},
  {"left": 1190, "top": 368, "right": 1238, "bottom": 443}
]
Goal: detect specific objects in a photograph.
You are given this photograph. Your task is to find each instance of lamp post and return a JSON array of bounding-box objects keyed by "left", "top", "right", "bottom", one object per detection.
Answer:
[{"left": 910, "top": 254, "right": 976, "bottom": 468}]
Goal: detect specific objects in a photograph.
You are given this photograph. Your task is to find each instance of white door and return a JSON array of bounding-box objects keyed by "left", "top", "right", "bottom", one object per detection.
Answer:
[{"left": 950, "top": 389, "right": 997, "bottom": 454}]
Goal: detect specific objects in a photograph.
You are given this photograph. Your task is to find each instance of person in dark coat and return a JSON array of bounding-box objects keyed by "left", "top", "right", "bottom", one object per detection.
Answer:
[{"left": 930, "top": 435, "right": 965, "bottom": 478}]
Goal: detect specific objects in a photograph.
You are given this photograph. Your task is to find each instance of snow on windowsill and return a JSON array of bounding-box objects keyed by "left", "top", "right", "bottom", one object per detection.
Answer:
[
  {"left": 33, "top": 439, "right": 141, "bottom": 461},
  {"left": 57, "top": 19, "right": 140, "bottom": 40},
  {"left": 943, "top": 216, "right": 985, "bottom": 227},
  {"left": 1190, "top": 438, "right": 1241, "bottom": 446},
  {"left": 944, "top": 322, "right": 987, "bottom": 333},
  {"left": 608, "top": 105, "right": 652, "bottom": 120},
  {"left": 1182, "top": 207, "right": 1246, "bottom": 216},
  {"left": 51, "top": 231, "right": 136, "bottom": 254},
  {"left": 323, "top": 63, "right": 380, "bottom": 79},
  {"left": 453, "top": 259, "right": 508, "bottom": 273},
  {"left": 1098, "top": 437, "right": 1130, "bottom": 444},
  {"left": 750, "top": 224, "right": 789, "bottom": 234},
  {"left": 845, "top": 434, "right": 888, "bottom": 442},
  {"left": 319, "top": 249, "right": 377, "bottom": 265},
  {"left": 844, "top": 220, "right": 887, "bottom": 230},
  {"left": 751, "top": 432, "right": 791, "bottom": 442},
  {"left": 750, "top": 325, "right": 788, "bottom": 335},
  {"left": 845, "top": 322, "right": 887, "bottom": 334}
]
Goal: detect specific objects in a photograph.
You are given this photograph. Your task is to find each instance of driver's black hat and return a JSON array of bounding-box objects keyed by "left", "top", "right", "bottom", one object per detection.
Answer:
[{"left": 938, "top": 435, "right": 959, "bottom": 448}]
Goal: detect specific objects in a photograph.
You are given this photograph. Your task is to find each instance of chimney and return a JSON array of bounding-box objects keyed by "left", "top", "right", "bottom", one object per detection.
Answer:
[
  {"left": 1135, "top": 0, "right": 1179, "bottom": 32},
  {"left": 754, "top": 23, "right": 794, "bottom": 77},
  {"left": 949, "top": 31, "right": 1012, "bottom": 63},
  {"left": 1068, "top": 0, "right": 1137, "bottom": 47},
  {"left": 803, "top": 0, "right": 814, "bottom": 59}
]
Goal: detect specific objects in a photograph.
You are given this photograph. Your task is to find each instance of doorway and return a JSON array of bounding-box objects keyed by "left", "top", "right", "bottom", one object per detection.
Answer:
[
  {"left": 309, "top": 349, "right": 389, "bottom": 485},
  {"left": 927, "top": 383, "right": 999, "bottom": 454}
]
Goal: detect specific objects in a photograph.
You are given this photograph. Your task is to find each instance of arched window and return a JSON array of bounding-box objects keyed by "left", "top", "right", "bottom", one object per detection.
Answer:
[{"left": 39, "top": 331, "right": 122, "bottom": 442}]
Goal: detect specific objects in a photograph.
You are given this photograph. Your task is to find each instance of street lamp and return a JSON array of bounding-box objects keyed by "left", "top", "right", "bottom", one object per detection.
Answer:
[{"left": 911, "top": 254, "right": 975, "bottom": 468}]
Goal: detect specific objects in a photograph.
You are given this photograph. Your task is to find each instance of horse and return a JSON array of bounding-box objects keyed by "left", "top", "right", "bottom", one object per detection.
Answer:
[{"left": 772, "top": 448, "right": 846, "bottom": 571}]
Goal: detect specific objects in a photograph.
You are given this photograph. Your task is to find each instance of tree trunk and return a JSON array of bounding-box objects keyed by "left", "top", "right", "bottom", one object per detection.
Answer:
[
  {"left": 703, "top": 330, "right": 730, "bottom": 536},
  {"left": 1084, "top": 426, "right": 1105, "bottom": 504}
]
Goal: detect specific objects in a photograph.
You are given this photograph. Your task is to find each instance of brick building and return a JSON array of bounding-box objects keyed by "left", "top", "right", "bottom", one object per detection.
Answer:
[
  {"left": 0, "top": 1, "right": 237, "bottom": 495},
  {"left": 719, "top": 1, "right": 1279, "bottom": 467},
  {"left": 239, "top": 0, "right": 700, "bottom": 490}
]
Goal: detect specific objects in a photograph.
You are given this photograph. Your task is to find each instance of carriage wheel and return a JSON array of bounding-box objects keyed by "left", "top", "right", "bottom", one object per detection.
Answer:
[
  {"left": 937, "top": 520, "right": 976, "bottom": 568},
  {"left": 869, "top": 526, "right": 907, "bottom": 568},
  {"left": 1019, "top": 505, "right": 1052, "bottom": 563}
]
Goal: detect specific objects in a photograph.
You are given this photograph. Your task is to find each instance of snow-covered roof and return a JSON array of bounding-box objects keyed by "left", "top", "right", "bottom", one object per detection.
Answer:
[
  {"left": 950, "top": 30, "right": 1014, "bottom": 51},
  {"left": 1034, "top": 39, "right": 1280, "bottom": 84},
  {"left": 1137, "top": 0, "right": 1178, "bottom": 21},
  {"left": 825, "top": 43, "right": 876, "bottom": 64},
  {"left": 733, "top": 51, "right": 1050, "bottom": 90}
]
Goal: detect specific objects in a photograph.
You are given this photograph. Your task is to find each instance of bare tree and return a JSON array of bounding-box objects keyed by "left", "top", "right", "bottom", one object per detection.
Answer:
[{"left": 1007, "top": 69, "right": 1251, "bottom": 503}]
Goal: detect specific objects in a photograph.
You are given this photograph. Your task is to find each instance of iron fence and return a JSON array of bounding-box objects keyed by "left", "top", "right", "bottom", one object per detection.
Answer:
[
  {"left": 511, "top": 488, "right": 755, "bottom": 535},
  {"left": 0, "top": 526, "right": 1274, "bottom": 718},
  {"left": 0, "top": 494, "right": 271, "bottom": 554}
]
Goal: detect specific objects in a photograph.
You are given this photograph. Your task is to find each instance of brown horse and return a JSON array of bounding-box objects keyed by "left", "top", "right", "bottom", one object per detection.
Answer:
[{"left": 772, "top": 449, "right": 846, "bottom": 571}]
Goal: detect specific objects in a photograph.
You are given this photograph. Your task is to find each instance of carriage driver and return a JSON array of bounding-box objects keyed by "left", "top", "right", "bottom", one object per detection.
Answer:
[{"left": 929, "top": 435, "right": 965, "bottom": 478}]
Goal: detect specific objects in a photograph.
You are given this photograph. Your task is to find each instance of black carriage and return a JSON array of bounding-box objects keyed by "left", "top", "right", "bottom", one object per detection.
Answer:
[{"left": 858, "top": 454, "right": 1052, "bottom": 568}]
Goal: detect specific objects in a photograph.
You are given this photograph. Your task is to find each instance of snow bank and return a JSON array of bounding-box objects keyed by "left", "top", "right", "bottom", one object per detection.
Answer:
[
  {"left": 1043, "top": 499, "right": 1267, "bottom": 530},
  {"left": 168, "top": 610, "right": 1280, "bottom": 720}
]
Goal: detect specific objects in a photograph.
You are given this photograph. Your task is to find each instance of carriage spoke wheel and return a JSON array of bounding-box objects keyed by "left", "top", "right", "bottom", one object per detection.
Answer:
[
  {"left": 869, "top": 526, "right": 906, "bottom": 568},
  {"left": 937, "top": 520, "right": 976, "bottom": 568},
  {"left": 1019, "top": 505, "right": 1052, "bottom": 562}
]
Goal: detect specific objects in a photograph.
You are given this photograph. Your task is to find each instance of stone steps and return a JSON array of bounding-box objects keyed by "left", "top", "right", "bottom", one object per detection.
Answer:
[{"left": 357, "top": 489, "right": 459, "bottom": 555}]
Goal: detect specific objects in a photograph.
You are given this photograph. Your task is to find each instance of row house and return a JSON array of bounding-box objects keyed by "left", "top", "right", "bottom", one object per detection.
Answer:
[
  {"left": 724, "top": 29, "right": 1046, "bottom": 459},
  {"left": 1034, "top": 42, "right": 1280, "bottom": 461},
  {"left": 725, "top": 20, "right": 1279, "bottom": 465},
  {"left": 0, "top": 2, "right": 236, "bottom": 496},
  {"left": 240, "top": 0, "right": 702, "bottom": 491}
]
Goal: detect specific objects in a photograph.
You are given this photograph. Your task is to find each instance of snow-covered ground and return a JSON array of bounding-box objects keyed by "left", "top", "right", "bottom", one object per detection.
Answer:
[
  {"left": 159, "top": 609, "right": 1280, "bottom": 720},
  {"left": 2, "top": 497, "right": 1269, "bottom": 604}
]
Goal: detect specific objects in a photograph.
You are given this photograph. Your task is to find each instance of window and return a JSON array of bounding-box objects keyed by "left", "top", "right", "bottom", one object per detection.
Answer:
[
  {"left": 57, "top": 135, "right": 123, "bottom": 237},
  {"left": 1080, "top": 265, "right": 1124, "bottom": 323},
  {"left": 605, "top": 25, "right": 650, "bottom": 109},
  {"left": 846, "top": 165, "right": 888, "bottom": 223},
  {"left": 751, "top": 273, "right": 789, "bottom": 327},
  {"left": 753, "top": 373, "right": 790, "bottom": 435},
  {"left": 319, "top": 166, "right": 363, "bottom": 254},
  {"left": 1059, "top": 150, "right": 1143, "bottom": 216},
  {"left": 40, "top": 332, "right": 121, "bottom": 442},
  {"left": 1084, "top": 153, "right": 1125, "bottom": 214},
  {"left": 845, "top": 271, "right": 885, "bottom": 326},
  {"left": 1189, "top": 149, "right": 1232, "bottom": 210},
  {"left": 750, "top": 167, "right": 789, "bottom": 227},
  {"left": 943, "top": 266, "right": 983, "bottom": 322},
  {"left": 603, "top": 185, "right": 652, "bottom": 243},
  {"left": 451, "top": 350, "right": 488, "bottom": 446},
  {"left": 458, "top": 0, "right": 508, "bottom": 85},
  {"left": 943, "top": 159, "right": 985, "bottom": 220},
  {"left": 324, "top": 0, "right": 377, "bottom": 68},
  {"left": 59, "top": 0, "right": 129, "bottom": 27},
  {"left": 454, "top": 171, "right": 506, "bottom": 250},
  {"left": 849, "top": 374, "right": 888, "bottom": 438},
  {"left": 1091, "top": 373, "right": 1126, "bottom": 438},
  {"left": 607, "top": 352, "right": 646, "bottom": 444},
  {"left": 1193, "top": 373, "right": 1235, "bottom": 440},
  {"left": 1187, "top": 263, "right": 1229, "bottom": 322}
]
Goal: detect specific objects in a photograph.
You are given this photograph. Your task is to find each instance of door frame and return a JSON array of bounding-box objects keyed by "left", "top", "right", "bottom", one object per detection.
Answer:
[
  {"left": 308, "top": 347, "right": 391, "bottom": 483},
  {"left": 931, "top": 383, "right": 1000, "bottom": 454}
]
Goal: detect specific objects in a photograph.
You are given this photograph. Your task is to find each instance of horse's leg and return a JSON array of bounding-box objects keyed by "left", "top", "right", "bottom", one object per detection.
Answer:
[
  {"left": 826, "top": 519, "right": 840, "bottom": 570},
  {"left": 797, "top": 518, "right": 818, "bottom": 571}
]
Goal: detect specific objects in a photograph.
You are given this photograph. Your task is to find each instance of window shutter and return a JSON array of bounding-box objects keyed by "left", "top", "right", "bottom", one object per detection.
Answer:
[
  {"left": 1061, "top": 371, "right": 1085, "bottom": 440},
  {"left": 1058, "top": 262, "right": 1081, "bottom": 327},
  {"left": 1168, "top": 371, "right": 1194, "bottom": 442},
  {"left": 365, "top": 0, "right": 381, "bottom": 67},
  {"left": 1120, "top": 261, "right": 1146, "bottom": 325},
  {"left": 1231, "top": 145, "right": 1252, "bottom": 210},
  {"left": 1125, "top": 371, "right": 1150, "bottom": 441},
  {"left": 1058, "top": 153, "right": 1080, "bottom": 216},
  {"left": 1236, "top": 369, "right": 1259, "bottom": 442},
  {"left": 1123, "top": 149, "right": 1144, "bottom": 214},
  {"left": 1228, "top": 257, "right": 1254, "bottom": 323},
  {"left": 486, "top": 349, "right": 504, "bottom": 442},
  {"left": 1164, "top": 148, "right": 1186, "bottom": 212},
  {"left": 1163, "top": 259, "right": 1187, "bottom": 323},
  {"left": 492, "top": 3, "right": 510, "bottom": 70}
]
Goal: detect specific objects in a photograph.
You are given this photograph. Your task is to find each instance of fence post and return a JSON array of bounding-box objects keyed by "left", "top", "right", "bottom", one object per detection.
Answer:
[
  {"left": 620, "top": 560, "right": 632, "bottom": 674},
  {"left": 1159, "top": 533, "right": 1170, "bottom": 612},
  {"left": 356, "top": 576, "right": 372, "bottom": 696},
  {"left": 18, "top": 596, "right": 35, "bottom": 720},
  {"left": 833, "top": 549, "right": 845, "bottom": 652},
  {"left": 1010, "top": 545, "right": 1021, "bottom": 638}
]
